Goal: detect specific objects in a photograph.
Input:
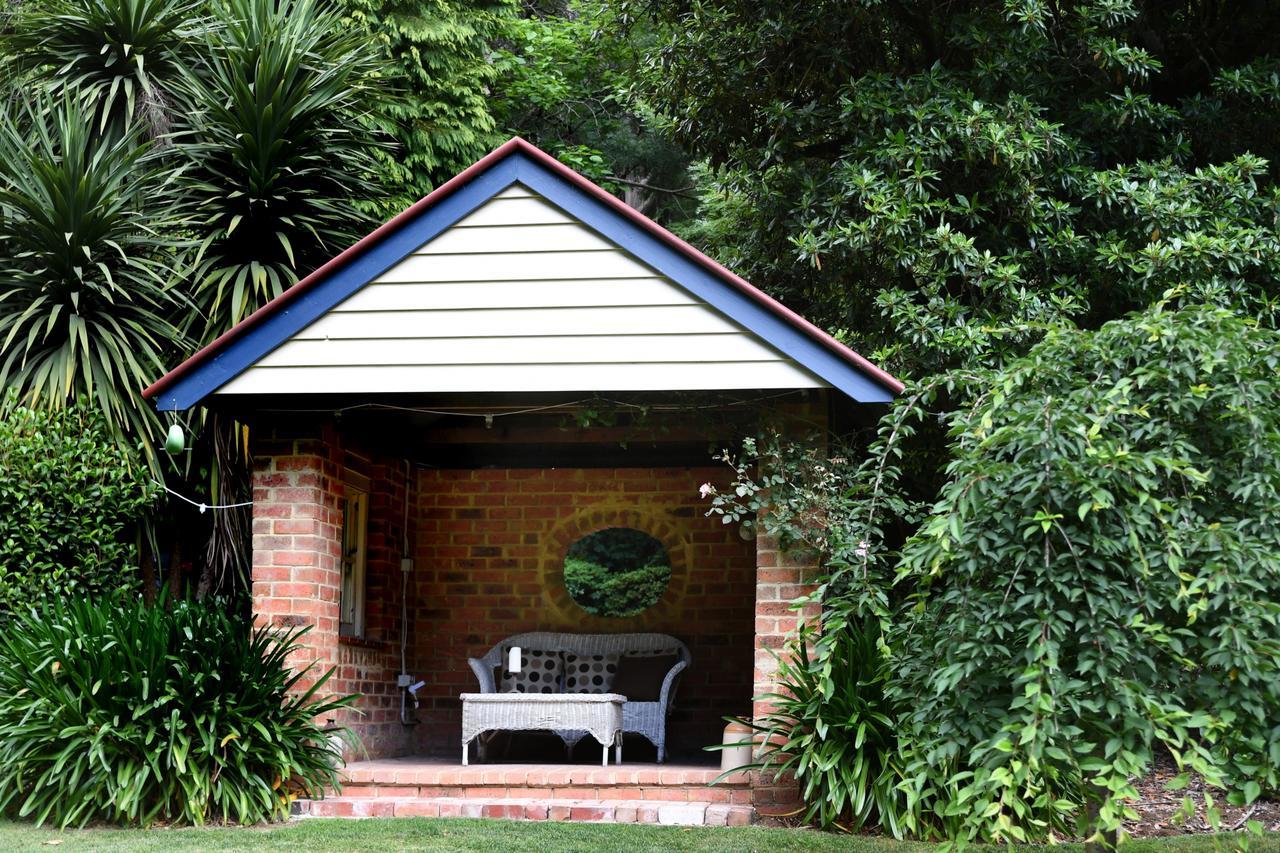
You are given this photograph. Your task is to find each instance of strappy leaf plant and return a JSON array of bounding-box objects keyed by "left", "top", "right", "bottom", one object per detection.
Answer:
[
  {"left": 0, "top": 593, "right": 355, "bottom": 826},
  {"left": 0, "top": 0, "right": 204, "bottom": 137},
  {"left": 722, "top": 615, "right": 903, "bottom": 833},
  {"left": 174, "top": 0, "right": 385, "bottom": 344},
  {"left": 0, "top": 95, "right": 190, "bottom": 456}
]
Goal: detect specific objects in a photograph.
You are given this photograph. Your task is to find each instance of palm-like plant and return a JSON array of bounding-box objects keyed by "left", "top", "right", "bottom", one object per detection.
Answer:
[
  {"left": 0, "top": 96, "right": 190, "bottom": 456},
  {"left": 0, "top": 0, "right": 203, "bottom": 137},
  {"left": 175, "top": 0, "right": 385, "bottom": 343},
  {"left": 727, "top": 615, "right": 904, "bottom": 833}
]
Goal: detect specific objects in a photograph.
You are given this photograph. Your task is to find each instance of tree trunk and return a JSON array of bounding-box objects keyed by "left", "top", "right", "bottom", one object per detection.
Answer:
[
  {"left": 139, "top": 531, "right": 157, "bottom": 605},
  {"left": 165, "top": 537, "right": 183, "bottom": 604}
]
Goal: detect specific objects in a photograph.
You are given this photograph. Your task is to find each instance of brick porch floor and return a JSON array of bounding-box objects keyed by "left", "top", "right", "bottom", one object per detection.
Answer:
[{"left": 295, "top": 756, "right": 754, "bottom": 825}]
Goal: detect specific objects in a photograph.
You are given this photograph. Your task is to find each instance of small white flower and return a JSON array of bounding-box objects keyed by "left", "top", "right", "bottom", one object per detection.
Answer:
[
  {"left": 854, "top": 540, "right": 869, "bottom": 558},
  {"left": 699, "top": 482, "right": 715, "bottom": 499}
]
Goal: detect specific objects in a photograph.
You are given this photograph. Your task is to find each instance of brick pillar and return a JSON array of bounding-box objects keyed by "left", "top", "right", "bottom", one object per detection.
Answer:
[
  {"left": 750, "top": 393, "right": 828, "bottom": 814},
  {"left": 250, "top": 433, "right": 343, "bottom": 696},
  {"left": 751, "top": 532, "right": 819, "bottom": 812}
]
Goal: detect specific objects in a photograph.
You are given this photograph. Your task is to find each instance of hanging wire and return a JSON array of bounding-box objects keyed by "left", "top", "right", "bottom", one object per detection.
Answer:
[
  {"left": 153, "top": 480, "right": 252, "bottom": 514},
  {"left": 254, "top": 390, "right": 803, "bottom": 419}
]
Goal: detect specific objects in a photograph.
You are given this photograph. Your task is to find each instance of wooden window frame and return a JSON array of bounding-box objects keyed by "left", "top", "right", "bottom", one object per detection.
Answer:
[{"left": 339, "top": 487, "right": 368, "bottom": 639}]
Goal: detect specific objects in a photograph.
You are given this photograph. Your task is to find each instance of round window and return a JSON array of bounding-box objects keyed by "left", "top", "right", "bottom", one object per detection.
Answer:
[{"left": 563, "top": 527, "right": 672, "bottom": 617}]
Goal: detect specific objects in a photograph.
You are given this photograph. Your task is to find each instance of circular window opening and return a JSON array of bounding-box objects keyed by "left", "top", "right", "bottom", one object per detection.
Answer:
[{"left": 563, "top": 527, "right": 672, "bottom": 618}]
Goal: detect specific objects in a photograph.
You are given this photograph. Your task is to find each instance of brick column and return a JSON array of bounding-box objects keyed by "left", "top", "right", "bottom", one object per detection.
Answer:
[
  {"left": 751, "top": 532, "right": 819, "bottom": 812},
  {"left": 250, "top": 433, "right": 343, "bottom": 696},
  {"left": 750, "top": 393, "right": 827, "bottom": 814},
  {"left": 751, "top": 534, "right": 820, "bottom": 721}
]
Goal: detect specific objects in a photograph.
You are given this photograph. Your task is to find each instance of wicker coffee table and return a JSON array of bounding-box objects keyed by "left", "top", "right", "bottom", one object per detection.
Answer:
[{"left": 460, "top": 693, "right": 624, "bottom": 766}]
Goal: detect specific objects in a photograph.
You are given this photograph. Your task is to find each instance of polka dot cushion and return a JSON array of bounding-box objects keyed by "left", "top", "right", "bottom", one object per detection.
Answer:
[
  {"left": 564, "top": 652, "right": 619, "bottom": 694},
  {"left": 500, "top": 648, "right": 564, "bottom": 694}
]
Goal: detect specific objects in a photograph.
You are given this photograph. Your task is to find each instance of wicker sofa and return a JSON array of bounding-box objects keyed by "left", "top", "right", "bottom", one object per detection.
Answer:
[{"left": 467, "top": 632, "right": 690, "bottom": 763}]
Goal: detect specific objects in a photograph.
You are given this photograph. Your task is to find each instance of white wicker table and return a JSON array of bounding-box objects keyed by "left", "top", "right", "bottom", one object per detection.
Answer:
[{"left": 460, "top": 693, "right": 624, "bottom": 767}]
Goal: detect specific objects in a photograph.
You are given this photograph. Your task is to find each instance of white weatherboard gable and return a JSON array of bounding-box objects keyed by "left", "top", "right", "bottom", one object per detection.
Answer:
[{"left": 216, "top": 184, "right": 828, "bottom": 396}]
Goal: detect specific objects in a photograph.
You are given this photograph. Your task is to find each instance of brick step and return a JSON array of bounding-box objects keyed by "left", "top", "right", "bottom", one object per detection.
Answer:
[
  {"left": 335, "top": 762, "right": 751, "bottom": 805},
  {"left": 294, "top": 796, "right": 754, "bottom": 825}
]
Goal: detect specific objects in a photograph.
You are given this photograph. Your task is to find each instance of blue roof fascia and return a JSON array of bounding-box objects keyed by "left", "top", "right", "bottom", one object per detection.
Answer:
[
  {"left": 511, "top": 158, "right": 894, "bottom": 402},
  {"left": 154, "top": 158, "right": 523, "bottom": 410}
]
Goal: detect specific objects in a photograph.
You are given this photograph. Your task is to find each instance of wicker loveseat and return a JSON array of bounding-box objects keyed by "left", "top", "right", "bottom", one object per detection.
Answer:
[{"left": 467, "top": 632, "right": 690, "bottom": 763}]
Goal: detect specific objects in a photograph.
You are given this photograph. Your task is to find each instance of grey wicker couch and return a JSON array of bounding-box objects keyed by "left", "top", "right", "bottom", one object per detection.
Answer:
[{"left": 467, "top": 632, "right": 690, "bottom": 763}]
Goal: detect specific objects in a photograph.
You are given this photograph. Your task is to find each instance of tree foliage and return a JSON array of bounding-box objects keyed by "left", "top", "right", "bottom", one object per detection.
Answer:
[
  {"left": 0, "top": 0, "right": 203, "bottom": 137},
  {"left": 563, "top": 527, "right": 671, "bottom": 617},
  {"left": 621, "top": 0, "right": 1280, "bottom": 374},
  {"left": 667, "top": 3, "right": 1280, "bottom": 838},
  {"left": 713, "top": 305, "right": 1280, "bottom": 840},
  {"left": 490, "top": 1, "right": 694, "bottom": 222},
  {"left": 890, "top": 304, "right": 1280, "bottom": 841},
  {"left": 175, "top": 0, "right": 385, "bottom": 342},
  {"left": 336, "top": 0, "right": 514, "bottom": 212}
]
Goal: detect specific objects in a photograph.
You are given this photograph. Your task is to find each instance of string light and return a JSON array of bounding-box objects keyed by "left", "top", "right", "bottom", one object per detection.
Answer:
[{"left": 152, "top": 480, "right": 252, "bottom": 514}]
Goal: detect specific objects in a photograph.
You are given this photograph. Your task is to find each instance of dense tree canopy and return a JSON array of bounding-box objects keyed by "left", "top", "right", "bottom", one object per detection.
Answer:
[
  {"left": 337, "top": 0, "right": 514, "bottom": 212},
  {"left": 490, "top": 1, "right": 694, "bottom": 222},
  {"left": 621, "top": 0, "right": 1280, "bottom": 374}
]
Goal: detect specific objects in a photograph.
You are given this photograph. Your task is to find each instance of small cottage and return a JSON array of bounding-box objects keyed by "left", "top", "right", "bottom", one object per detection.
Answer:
[{"left": 146, "top": 138, "right": 900, "bottom": 822}]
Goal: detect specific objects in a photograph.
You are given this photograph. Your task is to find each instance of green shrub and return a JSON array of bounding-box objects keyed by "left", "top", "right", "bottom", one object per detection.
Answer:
[
  {"left": 0, "top": 594, "right": 354, "bottom": 827},
  {"left": 893, "top": 304, "right": 1280, "bottom": 842},
  {"left": 0, "top": 399, "right": 157, "bottom": 613},
  {"left": 733, "top": 615, "right": 902, "bottom": 833}
]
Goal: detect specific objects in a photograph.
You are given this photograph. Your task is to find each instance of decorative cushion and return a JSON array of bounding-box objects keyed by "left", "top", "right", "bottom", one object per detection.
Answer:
[
  {"left": 564, "top": 652, "right": 619, "bottom": 694},
  {"left": 612, "top": 652, "right": 679, "bottom": 702},
  {"left": 499, "top": 648, "right": 563, "bottom": 694}
]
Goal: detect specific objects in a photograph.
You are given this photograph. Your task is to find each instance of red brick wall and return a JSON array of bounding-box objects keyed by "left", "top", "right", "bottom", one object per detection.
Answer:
[
  {"left": 751, "top": 533, "right": 818, "bottom": 810},
  {"left": 407, "top": 467, "right": 757, "bottom": 757},
  {"left": 249, "top": 392, "right": 833, "bottom": 780}
]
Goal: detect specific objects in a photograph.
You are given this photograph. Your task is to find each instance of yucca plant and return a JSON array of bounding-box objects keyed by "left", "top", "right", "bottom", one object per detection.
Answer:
[
  {"left": 0, "top": 593, "right": 354, "bottom": 827},
  {"left": 0, "top": 0, "right": 204, "bottom": 137},
  {"left": 723, "top": 615, "right": 904, "bottom": 833},
  {"left": 0, "top": 95, "right": 190, "bottom": 455},
  {"left": 174, "top": 0, "right": 385, "bottom": 343}
]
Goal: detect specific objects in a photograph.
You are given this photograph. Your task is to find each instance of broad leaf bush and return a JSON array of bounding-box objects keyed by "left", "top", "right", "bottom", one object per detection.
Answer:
[
  {"left": 0, "top": 594, "right": 354, "bottom": 826},
  {"left": 563, "top": 558, "right": 671, "bottom": 617},
  {"left": 892, "top": 303, "right": 1280, "bottom": 842},
  {"left": 0, "top": 398, "right": 158, "bottom": 613}
]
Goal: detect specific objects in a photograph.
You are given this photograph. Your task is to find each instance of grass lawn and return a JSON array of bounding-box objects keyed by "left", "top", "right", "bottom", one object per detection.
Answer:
[{"left": 0, "top": 819, "right": 1277, "bottom": 852}]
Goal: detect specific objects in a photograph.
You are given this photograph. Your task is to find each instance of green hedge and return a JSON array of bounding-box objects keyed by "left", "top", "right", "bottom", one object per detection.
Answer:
[{"left": 0, "top": 400, "right": 156, "bottom": 612}]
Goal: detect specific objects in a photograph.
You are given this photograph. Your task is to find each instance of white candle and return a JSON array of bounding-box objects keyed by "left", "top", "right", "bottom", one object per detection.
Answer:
[{"left": 508, "top": 646, "right": 522, "bottom": 673}]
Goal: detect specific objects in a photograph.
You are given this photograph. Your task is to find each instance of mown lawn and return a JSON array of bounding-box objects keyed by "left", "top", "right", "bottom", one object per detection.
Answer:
[{"left": 0, "top": 819, "right": 1277, "bottom": 852}]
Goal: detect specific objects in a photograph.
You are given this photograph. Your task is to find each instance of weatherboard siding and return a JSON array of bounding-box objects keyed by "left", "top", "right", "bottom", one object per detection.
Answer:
[{"left": 217, "top": 184, "right": 826, "bottom": 396}]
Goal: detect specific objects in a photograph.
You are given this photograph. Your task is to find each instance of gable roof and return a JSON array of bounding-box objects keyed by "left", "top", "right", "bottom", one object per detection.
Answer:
[{"left": 144, "top": 138, "right": 902, "bottom": 410}]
